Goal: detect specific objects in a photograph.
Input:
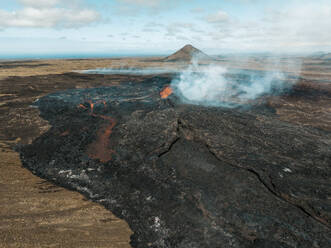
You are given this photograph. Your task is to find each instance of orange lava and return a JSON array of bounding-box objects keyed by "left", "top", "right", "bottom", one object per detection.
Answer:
[
  {"left": 78, "top": 104, "right": 87, "bottom": 109},
  {"left": 87, "top": 100, "right": 95, "bottom": 113},
  {"left": 77, "top": 99, "right": 116, "bottom": 163},
  {"left": 160, "top": 86, "right": 173, "bottom": 99},
  {"left": 60, "top": 130, "right": 70, "bottom": 136},
  {"left": 86, "top": 116, "right": 116, "bottom": 163}
]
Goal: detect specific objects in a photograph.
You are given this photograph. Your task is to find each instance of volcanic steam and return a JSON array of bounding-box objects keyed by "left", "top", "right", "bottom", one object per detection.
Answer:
[{"left": 171, "top": 57, "right": 301, "bottom": 107}]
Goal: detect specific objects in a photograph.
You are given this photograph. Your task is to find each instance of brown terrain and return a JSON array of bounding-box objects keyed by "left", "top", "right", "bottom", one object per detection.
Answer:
[
  {"left": 0, "top": 60, "right": 142, "bottom": 248},
  {"left": 0, "top": 46, "right": 330, "bottom": 247}
]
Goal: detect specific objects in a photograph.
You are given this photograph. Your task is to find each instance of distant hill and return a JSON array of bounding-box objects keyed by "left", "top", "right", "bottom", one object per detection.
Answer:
[
  {"left": 320, "top": 53, "right": 331, "bottom": 60},
  {"left": 163, "top": 44, "right": 213, "bottom": 62},
  {"left": 311, "top": 52, "right": 331, "bottom": 60}
]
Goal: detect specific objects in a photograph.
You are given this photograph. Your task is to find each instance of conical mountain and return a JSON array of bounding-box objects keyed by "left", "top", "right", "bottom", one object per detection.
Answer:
[{"left": 163, "top": 44, "right": 212, "bottom": 62}]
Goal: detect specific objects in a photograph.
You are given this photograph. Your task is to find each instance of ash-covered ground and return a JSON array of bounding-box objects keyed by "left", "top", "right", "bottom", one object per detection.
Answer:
[{"left": 18, "top": 73, "right": 330, "bottom": 248}]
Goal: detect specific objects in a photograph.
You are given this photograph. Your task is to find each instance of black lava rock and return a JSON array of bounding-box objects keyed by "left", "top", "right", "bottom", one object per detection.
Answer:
[{"left": 19, "top": 77, "right": 331, "bottom": 248}]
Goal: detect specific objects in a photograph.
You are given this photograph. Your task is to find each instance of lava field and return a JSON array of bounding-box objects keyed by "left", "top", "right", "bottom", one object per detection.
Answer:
[{"left": 19, "top": 75, "right": 331, "bottom": 248}]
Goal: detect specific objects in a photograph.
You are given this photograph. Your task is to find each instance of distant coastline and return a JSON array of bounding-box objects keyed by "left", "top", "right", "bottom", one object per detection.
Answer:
[{"left": 0, "top": 53, "right": 166, "bottom": 61}]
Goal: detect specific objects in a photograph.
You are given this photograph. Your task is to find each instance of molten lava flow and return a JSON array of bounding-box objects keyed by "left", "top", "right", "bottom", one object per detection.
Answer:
[
  {"left": 77, "top": 100, "right": 116, "bottom": 163},
  {"left": 60, "top": 130, "right": 70, "bottom": 136},
  {"left": 78, "top": 104, "right": 87, "bottom": 109},
  {"left": 86, "top": 115, "right": 116, "bottom": 163},
  {"left": 160, "top": 86, "right": 173, "bottom": 99},
  {"left": 87, "top": 100, "right": 95, "bottom": 113}
]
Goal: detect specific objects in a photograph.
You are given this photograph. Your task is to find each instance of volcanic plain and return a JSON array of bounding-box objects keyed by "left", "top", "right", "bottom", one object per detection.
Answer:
[{"left": 0, "top": 52, "right": 331, "bottom": 247}]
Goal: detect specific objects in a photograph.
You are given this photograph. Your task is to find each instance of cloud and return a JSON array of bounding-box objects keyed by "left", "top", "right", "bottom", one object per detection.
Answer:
[
  {"left": 19, "top": 0, "right": 61, "bottom": 7},
  {"left": 142, "top": 28, "right": 158, "bottom": 32},
  {"left": 165, "top": 22, "right": 195, "bottom": 36},
  {"left": 176, "top": 35, "right": 189, "bottom": 41},
  {"left": 191, "top": 8, "right": 205, "bottom": 13},
  {"left": 0, "top": 0, "right": 100, "bottom": 28},
  {"left": 261, "top": 3, "right": 331, "bottom": 50},
  {"left": 116, "top": 0, "right": 162, "bottom": 7},
  {"left": 206, "top": 10, "right": 229, "bottom": 23},
  {"left": 141, "top": 22, "right": 163, "bottom": 32},
  {"left": 203, "top": 1, "right": 331, "bottom": 52},
  {"left": 144, "top": 21, "right": 164, "bottom": 27},
  {"left": 192, "top": 35, "right": 203, "bottom": 41},
  {"left": 114, "top": 0, "right": 184, "bottom": 14}
]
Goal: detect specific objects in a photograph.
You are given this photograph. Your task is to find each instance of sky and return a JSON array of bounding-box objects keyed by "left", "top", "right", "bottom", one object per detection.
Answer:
[{"left": 0, "top": 0, "right": 331, "bottom": 57}]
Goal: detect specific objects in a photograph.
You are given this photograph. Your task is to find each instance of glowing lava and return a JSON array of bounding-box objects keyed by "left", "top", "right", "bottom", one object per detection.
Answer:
[
  {"left": 60, "top": 130, "right": 70, "bottom": 136},
  {"left": 78, "top": 104, "right": 87, "bottom": 109},
  {"left": 86, "top": 115, "right": 116, "bottom": 163},
  {"left": 87, "top": 100, "right": 95, "bottom": 113},
  {"left": 160, "top": 86, "right": 173, "bottom": 99},
  {"left": 77, "top": 100, "right": 116, "bottom": 163}
]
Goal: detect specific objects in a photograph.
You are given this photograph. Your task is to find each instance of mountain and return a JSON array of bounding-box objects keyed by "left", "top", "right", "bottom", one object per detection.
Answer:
[
  {"left": 320, "top": 53, "right": 331, "bottom": 60},
  {"left": 311, "top": 52, "right": 331, "bottom": 60},
  {"left": 163, "top": 44, "right": 213, "bottom": 62}
]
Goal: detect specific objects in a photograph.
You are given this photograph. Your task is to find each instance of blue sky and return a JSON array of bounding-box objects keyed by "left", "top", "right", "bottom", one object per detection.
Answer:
[{"left": 1, "top": 0, "right": 331, "bottom": 57}]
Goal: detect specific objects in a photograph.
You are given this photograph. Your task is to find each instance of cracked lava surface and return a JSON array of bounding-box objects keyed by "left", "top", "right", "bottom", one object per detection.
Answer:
[{"left": 19, "top": 76, "right": 331, "bottom": 248}]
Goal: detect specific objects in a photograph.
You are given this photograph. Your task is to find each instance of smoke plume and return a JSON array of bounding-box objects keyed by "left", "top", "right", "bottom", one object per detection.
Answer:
[{"left": 171, "top": 57, "right": 301, "bottom": 107}]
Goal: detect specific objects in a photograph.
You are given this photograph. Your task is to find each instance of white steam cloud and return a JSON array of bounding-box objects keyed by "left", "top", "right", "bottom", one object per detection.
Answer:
[
  {"left": 80, "top": 56, "right": 302, "bottom": 108},
  {"left": 0, "top": 0, "right": 99, "bottom": 28},
  {"left": 171, "top": 57, "right": 301, "bottom": 107}
]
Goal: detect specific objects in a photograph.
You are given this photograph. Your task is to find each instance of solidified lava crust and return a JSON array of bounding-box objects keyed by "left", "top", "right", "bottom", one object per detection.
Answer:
[{"left": 19, "top": 76, "right": 331, "bottom": 248}]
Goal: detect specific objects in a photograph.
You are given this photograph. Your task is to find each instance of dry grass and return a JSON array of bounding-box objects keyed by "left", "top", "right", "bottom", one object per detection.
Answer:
[
  {"left": 0, "top": 57, "right": 171, "bottom": 78},
  {"left": 1, "top": 56, "right": 330, "bottom": 81}
]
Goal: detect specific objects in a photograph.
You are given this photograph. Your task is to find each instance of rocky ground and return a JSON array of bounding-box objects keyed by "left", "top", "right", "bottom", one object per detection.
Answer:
[
  {"left": 1, "top": 57, "right": 330, "bottom": 247},
  {"left": 0, "top": 60, "right": 145, "bottom": 247},
  {"left": 0, "top": 144, "right": 132, "bottom": 248},
  {"left": 18, "top": 72, "right": 331, "bottom": 247}
]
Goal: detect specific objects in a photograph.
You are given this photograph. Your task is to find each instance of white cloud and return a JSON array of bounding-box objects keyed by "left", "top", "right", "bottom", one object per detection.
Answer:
[
  {"left": 114, "top": 0, "right": 184, "bottom": 14},
  {"left": 256, "top": 3, "right": 331, "bottom": 51},
  {"left": 19, "top": 0, "right": 61, "bottom": 8},
  {"left": 1, "top": 0, "right": 330, "bottom": 54},
  {"left": 0, "top": 0, "right": 100, "bottom": 28},
  {"left": 192, "top": 35, "right": 203, "bottom": 41},
  {"left": 117, "top": 0, "right": 162, "bottom": 7},
  {"left": 176, "top": 35, "right": 189, "bottom": 41},
  {"left": 142, "top": 27, "right": 158, "bottom": 32},
  {"left": 165, "top": 22, "right": 195, "bottom": 36},
  {"left": 206, "top": 10, "right": 229, "bottom": 23},
  {"left": 144, "top": 21, "right": 164, "bottom": 27},
  {"left": 204, "top": 1, "right": 331, "bottom": 52},
  {"left": 191, "top": 8, "right": 205, "bottom": 13}
]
